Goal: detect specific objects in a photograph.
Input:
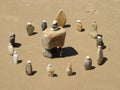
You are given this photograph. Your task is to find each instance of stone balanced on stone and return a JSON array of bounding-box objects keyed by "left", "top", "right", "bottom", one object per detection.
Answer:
[{"left": 41, "top": 26, "right": 66, "bottom": 58}]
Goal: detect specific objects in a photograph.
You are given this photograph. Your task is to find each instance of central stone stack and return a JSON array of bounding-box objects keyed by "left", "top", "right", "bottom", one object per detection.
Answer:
[{"left": 41, "top": 27, "right": 66, "bottom": 58}]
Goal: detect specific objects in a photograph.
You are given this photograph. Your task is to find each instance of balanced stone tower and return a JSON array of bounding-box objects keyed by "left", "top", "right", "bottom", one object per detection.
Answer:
[{"left": 41, "top": 24, "right": 66, "bottom": 58}]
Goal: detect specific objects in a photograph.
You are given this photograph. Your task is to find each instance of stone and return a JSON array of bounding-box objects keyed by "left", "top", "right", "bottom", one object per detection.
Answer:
[
  {"left": 84, "top": 56, "right": 92, "bottom": 70},
  {"left": 41, "top": 20, "right": 47, "bottom": 31},
  {"left": 13, "top": 51, "right": 18, "bottom": 64},
  {"left": 76, "top": 20, "right": 83, "bottom": 32},
  {"left": 66, "top": 63, "right": 72, "bottom": 76},
  {"left": 46, "top": 64, "right": 54, "bottom": 77},
  {"left": 55, "top": 9, "right": 66, "bottom": 27},
  {"left": 96, "top": 36, "right": 103, "bottom": 47},
  {"left": 26, "top": 22, "right": 35, "bottom": 36},
  {"left": 10, "top": 32, "right": 15, "bottom": 46},
  {"left": 42, "top": 49, "right": 52, "bottom": 58},
  {"left": 25, "top": 60, "right": 33, "bottom": 76},
  {"left": 97, "top": 46, "right": 103, "bottom": 65},
  {"left": 90, "top": 22, "right": 98, "bottom": 39},
  {"left": 42, "top": 27, "right": 66, "bottom": 50},
  {"left": 52, "top": 20, "right": 58, "bottom": 29},
  {"left": 8, "top": 43, "right": 14, "bottom": 56}
]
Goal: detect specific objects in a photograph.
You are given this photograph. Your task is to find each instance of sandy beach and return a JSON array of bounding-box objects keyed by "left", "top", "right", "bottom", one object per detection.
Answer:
[{"left": 0, "top": 0, "right": 120, "bottom": 90}]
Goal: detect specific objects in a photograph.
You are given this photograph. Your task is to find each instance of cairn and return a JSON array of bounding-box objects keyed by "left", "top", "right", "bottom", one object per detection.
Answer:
[
  {"left": 8, "top": 43, "right": 14, "bottom": 56},
  {"left": 66, "top": 63, "right": 73, "bottom": 76},
  {"left": 41, "top": 27, "right": 66, "bottom": 58},
  {"left": 41, "top": 20, "right": 47, "bottom": 31},
  {"left": 46, "top": 64, "right": 54, "bottom": 77},
  {"left": 84, "top": 56, "right": 92, "bottom": 70},
  {"left": 76, "top": 20, "right": 83, "bottom": 32},
  {"left": 26, "top": 22, "right": 35, "bottom": 36},
  {"left": 97, "top": 46, "right": 103, "bottom": 65},
  {"left": 90, "top": 21, "right": 98, "bottom": 39},
  {"left": 13, "top": 51, "right": 18, "bottom": 64},
  {"left": 25, "top": 60, "right": 33, "bottom": 76},
  {"left": 10, "top": 32, "right": 15, "bottom": 46}
]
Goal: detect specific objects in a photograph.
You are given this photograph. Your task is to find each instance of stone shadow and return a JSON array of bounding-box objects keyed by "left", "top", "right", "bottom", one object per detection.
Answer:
[{"left": 62, "top": 47, "right": 78, "bottom": 57}]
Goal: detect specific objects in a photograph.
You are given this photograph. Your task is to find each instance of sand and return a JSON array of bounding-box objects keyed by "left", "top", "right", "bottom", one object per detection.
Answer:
[{"left": 0, "top": 0, "right": 120, "bottom": 90}]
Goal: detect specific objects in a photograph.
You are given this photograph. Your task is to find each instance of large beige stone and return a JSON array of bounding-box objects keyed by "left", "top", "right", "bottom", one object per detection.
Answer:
[
  {"left": 42, "top": 27, "right": 66, "bottom": 49},
  {"left": 55, "top": 9, "right": 66, "bottom": 27}
]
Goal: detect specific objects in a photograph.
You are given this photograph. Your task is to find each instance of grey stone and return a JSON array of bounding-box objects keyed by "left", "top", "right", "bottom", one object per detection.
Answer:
[{"left": 41, "top": 20, "right": 47, "bottom": 31}]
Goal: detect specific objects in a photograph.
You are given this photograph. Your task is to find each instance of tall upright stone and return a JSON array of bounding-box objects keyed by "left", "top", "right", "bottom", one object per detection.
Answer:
[
  {"left": 25, "top": 60, "right": 33, "bottom": 76},
  {"left": 90, "top": 21, "right": 98, "bottom": 39},
  {"left": 55, "top": 9, "right": 66, "bottom": 27},
  {"left": 97, "top": 46, "right": 103, "bottom": 65},
  {"left": 13, "top": 51, "right": 18, "bottom": 64}
]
